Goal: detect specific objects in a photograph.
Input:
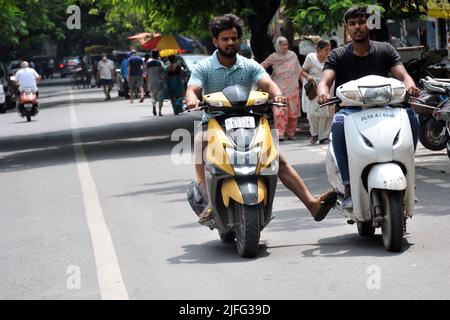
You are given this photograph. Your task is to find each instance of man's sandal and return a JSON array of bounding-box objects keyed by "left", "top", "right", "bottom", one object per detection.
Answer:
[{"left": 313, "top": 191, "right": 338, "bottom": 221}]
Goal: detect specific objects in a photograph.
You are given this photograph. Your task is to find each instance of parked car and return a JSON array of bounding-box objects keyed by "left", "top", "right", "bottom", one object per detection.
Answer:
[
  {"left": 59, "top": 56, "right": 81, "bottom": 78},
  {"left": 174, "top": 54, "right": 209, "bottom": 89},
  {"left": 0, "top": 61, "right": 18, "bottom": 113},
  {"left": 6, "top": 60, "right": 22, "bottom": 76},
  {"left": 31, "top": 55, "right": 55, "bottom": 79}
]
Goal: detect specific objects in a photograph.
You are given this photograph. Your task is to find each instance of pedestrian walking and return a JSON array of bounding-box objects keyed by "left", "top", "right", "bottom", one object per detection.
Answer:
[
  {"left": 301, "top": 40, "right": 334, "bottom": 145},
  {"left": 261, "top": 37, "right": 302, "bottom": 141},
  {"left": 127, "top": 49, "right": 145, "bottom": 103},
  {"left": 146, "top": 50, "right": 165, "bottom": 116},
  {"left": 164, "top": 55, "right": 185, "bottom": 115},
  {"left": 97, "top": 54, "right": 115, "bottom": 100}
]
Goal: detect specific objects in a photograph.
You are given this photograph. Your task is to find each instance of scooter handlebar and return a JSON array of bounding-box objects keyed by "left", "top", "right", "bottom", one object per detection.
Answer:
[{"left": 319, "top": 97, "right": 341, "bottom": 108}]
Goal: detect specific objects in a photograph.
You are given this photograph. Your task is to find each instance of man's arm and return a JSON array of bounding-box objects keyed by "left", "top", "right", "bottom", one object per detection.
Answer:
[
  {"left": 257, "top": 76, "right": 285, "bottom": 101},
  {"left": 317, "top": 69, "right": 336, "bottom": 104},
  {"left": 390, "top": 64, "right": 421, "bottom": 97},
  {"left": 185, "top": 84, "right": 202, "bottom": 109}
]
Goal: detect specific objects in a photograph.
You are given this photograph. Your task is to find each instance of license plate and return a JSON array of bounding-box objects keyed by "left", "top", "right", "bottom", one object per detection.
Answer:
[
  {"left": 225, "top": 117, "right": 255, "bottom": 131},
  {"left": 24, "top": 104, "right": 32, "bottom": 109}
]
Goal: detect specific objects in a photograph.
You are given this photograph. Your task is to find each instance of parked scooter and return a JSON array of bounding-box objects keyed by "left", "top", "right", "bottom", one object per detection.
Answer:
[
  {"left": 409, "top": 76, "right": 450, "bottom": 151},
  {"left": 186, "top": 85, "right": 283, "bottom": 258},
  {"left": 320, "top": 75, "right": 414, "bottom": 252},
  {"left": 409, "top": 77, "right": 450, "bottom": 159}
]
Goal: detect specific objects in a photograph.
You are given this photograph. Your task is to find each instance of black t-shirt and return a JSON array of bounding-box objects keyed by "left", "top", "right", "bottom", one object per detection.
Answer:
[{"left": 324, "top": 40, "right": 403, "bottom": 92}]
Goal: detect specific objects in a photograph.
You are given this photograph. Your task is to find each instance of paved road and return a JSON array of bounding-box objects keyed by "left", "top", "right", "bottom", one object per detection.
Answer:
[{"left": 1, "top": 78, "right": 450, "bottom": 300}]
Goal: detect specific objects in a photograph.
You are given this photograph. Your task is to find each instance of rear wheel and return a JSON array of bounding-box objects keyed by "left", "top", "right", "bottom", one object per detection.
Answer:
[
  {"left": 357, "top": 221, "right": 375, "bottom": 237},
  {"left": 234, "top": 203, "right": 260, "bottom": 258},
  {"left": 418, "top": 117, "right": 448, "bottom": 151},
  {"left": 26, "top": 111, "right": 31, "bottom": 122},
  {"left": 380, "top": 190, "right": 404, "bottom": 252}
]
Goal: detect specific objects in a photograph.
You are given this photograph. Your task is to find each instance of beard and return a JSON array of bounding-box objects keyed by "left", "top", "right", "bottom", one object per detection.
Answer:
[
  {"left": 351, "top": 32, "right": 369, "bottom": 43},
  {"left": 218, "top": 46, "right": 238, "bottom": 58}
]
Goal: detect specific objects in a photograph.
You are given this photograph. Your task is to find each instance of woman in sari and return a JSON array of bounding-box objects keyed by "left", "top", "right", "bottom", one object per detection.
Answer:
[{"left": 261, "top": 37, "right": 302, "bottom": 141}]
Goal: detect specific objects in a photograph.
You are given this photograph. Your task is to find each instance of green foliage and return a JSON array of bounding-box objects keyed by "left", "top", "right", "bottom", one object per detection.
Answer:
[{"left": 285, "top": 0, "right": 427, "bottom": 36}]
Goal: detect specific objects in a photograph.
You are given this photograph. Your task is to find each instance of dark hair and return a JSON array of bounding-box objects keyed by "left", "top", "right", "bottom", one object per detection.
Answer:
[
  {"left": 329, "top": 39, "right": 338, "bottom": 50},
  {"left": 144, "top": 53, "right": 150, "bottom": 59},
  {"left": 209, "top": 14, "right": 245, "bottom": 39},
  {"left": 168, "top": 55, "right": 176, "bottom": 63},
  {"left": 151, "top": 50, "right": 159, "bottom": 59},
  {"left": 344, "top": 6, "right": 369, "bottom": 24},
  {"left": 317, "top": 40, "right": 330, "bottom": 51}
]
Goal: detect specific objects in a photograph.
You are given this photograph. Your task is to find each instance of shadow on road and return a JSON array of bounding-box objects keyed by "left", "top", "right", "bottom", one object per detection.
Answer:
[
  {"left": 299, "top": 233, "right": 413, "bottom": 258},
  {"left": 166, "top": 240, "right": 270, "bottom": 264}
]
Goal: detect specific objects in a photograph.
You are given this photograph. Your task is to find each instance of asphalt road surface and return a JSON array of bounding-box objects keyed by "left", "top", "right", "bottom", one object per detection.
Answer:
[{"left": 1, "top": 78, "right": 450, "bottom": 300}]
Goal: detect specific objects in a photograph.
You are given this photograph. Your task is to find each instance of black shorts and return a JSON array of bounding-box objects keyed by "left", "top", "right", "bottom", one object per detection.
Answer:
[{"left": 99, "top": 79, "right": 113, "bottom": 87}]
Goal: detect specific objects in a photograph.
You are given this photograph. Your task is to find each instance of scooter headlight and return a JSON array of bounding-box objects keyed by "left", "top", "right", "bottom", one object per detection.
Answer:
[{"left": 359, "top": 85, "right": 391, "bottom": 104}]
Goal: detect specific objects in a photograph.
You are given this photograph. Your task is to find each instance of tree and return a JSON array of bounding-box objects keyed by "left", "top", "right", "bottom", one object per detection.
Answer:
[
  {"left": 98, "top": 0, "right": 282, "bottom": 61},
  {"left": 286, "top": 0, "right": 428, "bottom": 41}
]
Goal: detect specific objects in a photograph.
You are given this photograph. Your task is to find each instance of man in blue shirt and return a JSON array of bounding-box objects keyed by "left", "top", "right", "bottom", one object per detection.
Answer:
[
  {"left": 185, "top": 14, "right": 337, "bottom": 223},
  {"left": 127, "top": 49, "right": 145, "bottom": 103}
]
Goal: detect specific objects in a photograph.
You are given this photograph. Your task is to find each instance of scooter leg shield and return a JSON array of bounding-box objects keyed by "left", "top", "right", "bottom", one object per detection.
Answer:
[{"left": 367, "top": 163, "right": 407, "bottom": 192}]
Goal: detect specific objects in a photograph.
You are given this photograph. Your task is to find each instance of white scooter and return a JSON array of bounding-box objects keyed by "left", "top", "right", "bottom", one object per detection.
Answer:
[{"left": 321, "top": 75, "right": 415, "bottom": 252}]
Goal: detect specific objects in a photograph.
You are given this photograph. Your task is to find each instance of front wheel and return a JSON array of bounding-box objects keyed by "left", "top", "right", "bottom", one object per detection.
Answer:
[
  {"left": 419, "top": 117, "right": 448, "bottom": 151},
  {"left": 380, "top": 190, "right": 404, "bottom": 252},
  {"left": 447, "top": 142, "right": 450, "bottom": 160},
  {"left": 234, "top": 203, "right": 261, "bottom": 258}
]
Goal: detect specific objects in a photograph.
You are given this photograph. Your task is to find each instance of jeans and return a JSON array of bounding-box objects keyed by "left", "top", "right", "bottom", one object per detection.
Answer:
[{"left": 331, "top": 107, "right": 419, "bottom": 184}]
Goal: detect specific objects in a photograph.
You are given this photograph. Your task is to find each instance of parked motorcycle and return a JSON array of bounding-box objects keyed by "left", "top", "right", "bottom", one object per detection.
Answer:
[
  {"left": 186, "top": 85, "right": 282, "bottom": 258},
  {"left": 321, "top": 75, "right": 414, "bottom": 252},
  {"left": 409, "top": 76, "right": 450, "bottom": 158}
]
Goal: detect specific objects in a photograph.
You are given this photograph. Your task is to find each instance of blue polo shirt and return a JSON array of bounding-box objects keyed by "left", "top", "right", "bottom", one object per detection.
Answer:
[
  {"left": 188, "top": 50, "right": 269, "bottom": 122},
  {"left": 128, "top": 55, "right": 143, "bottom": 77}
]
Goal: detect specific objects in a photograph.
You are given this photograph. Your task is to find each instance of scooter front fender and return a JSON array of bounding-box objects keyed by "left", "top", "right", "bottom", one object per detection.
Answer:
[
  {"left": 367, "top": 163, "right": 407, "bottom": 192},
  {"left": 221, "top": 178, "right": 267, "bottom": 207}
]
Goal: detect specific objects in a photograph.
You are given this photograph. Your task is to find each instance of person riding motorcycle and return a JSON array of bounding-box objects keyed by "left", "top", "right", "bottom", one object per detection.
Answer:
[
  {"left": 317, "top": 6, "right": 421, "bottom": 210},
  {"left": 14, "top": 61, "right": 41, "bottom": 97},
  {"left": 185, "top": 14, "right": 337, "bottom": 223}
]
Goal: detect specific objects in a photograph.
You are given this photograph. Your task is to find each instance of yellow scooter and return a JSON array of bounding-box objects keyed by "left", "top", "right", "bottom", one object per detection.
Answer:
[{"left": 187, "top": 85, "right": 283, "bottom": 257}]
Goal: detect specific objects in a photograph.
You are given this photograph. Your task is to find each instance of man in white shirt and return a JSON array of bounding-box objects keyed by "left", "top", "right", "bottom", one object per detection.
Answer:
[
  {"left": 15, "top": 61, "right": 41, "bottom": 95},
  {"left": 97, "top": 54, "right": 115, "bottom": 100}
]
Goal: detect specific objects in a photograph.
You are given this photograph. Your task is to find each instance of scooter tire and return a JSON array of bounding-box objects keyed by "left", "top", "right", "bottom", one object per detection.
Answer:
[
  {"left": 380, "top": 190, "right": 404, "bottom": 252},
  {"left": 234, "top": 203, "right": 261, "bottom": 258},
  {"left": 418, "top": 118, "right": 448, "bottom": 151},
  {"left": 447, "top": 142, "right": 450, "bottom": 160},
  {"left": 26, "top": 112, "right": 31, "bottom": 122}
]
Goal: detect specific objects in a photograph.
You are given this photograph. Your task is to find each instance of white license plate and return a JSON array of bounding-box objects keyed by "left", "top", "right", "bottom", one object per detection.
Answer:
[
  {"left": 225, "top": 117, "right": 255, "bottom": 131},
  {"left": 24, "top": 104, "right": 33, "bottom": 109}
]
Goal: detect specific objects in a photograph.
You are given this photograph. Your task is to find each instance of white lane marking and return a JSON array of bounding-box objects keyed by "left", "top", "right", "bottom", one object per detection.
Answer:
[
  {"left": 422, "top": 179, "right": 446, "bottom": 184},
  {"left": 70, "top": 91, "right": 129, "bottom": 300}
]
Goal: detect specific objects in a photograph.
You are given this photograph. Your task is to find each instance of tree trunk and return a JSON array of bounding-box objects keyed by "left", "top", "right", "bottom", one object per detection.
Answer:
[{"left": 248, "top": 0, "right": 281, "bottom": 62}]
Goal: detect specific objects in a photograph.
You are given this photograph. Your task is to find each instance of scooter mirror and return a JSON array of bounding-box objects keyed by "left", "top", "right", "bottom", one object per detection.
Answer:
[{"left": 10, "top": 76, "right": 17, "bottom": 82}]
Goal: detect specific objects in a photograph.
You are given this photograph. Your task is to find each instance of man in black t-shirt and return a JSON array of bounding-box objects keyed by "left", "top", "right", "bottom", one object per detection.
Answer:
[{"left": 317, "top": 6, "right": 421, "bottom": 210}]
